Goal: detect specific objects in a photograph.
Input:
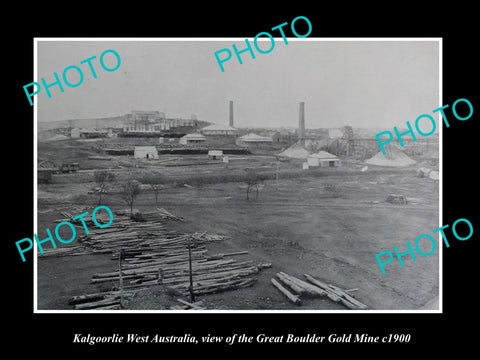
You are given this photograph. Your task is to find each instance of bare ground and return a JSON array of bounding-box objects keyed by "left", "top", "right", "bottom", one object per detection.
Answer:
[{"left": 37, "top": 167, "right": 439, "bottom": 311}]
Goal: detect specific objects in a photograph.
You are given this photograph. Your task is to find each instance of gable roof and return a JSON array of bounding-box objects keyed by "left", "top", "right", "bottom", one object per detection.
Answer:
[
  {"left": 308, "top": 151, "right": 339, "bottom": 159},
  {"left": 238, "top": 133, "right": 273, "bottom": 142},
  {"left": 134, "top": 146, "right": 157, "bottom": 151},
  {"left": 182, "top": 133, "right": 206, "bottom": 140},
  {"left": 278, "top": 142, "right": 310, "bottom": 159},
  {"left": 201, "top": 124, "right": 237, "bottom": 131}
]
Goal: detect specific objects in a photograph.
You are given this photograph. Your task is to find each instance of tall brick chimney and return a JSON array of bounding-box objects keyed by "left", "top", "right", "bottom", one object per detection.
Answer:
[
  {"left": 229, "top": 100, "right": 234, "bottom": 127},
  {"left": 299, "top": 101, "right": 305, "bottom": 146}
]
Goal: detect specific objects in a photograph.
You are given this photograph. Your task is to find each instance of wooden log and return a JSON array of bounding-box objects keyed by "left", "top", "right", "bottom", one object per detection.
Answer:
[
  {"left": 177, "top": 299, "right": 205, "bottom": 310},
  {"left": 206, "top": 251, "right": 249, "bottom": 261},
  {"left": 69, "top": 293, "right": 107, "bottom": 305},
  {"left": 277, "top": 272, "right": 326, "bottom": 298},
  {"left": 327, "top": 284, "right": 368, "bottom": 310},
  {"left": 69, "top": 291, "right": 136, "bottom": 305},
  {"left": 194, "top": 277, "right": 256, "bottom": 295},
  {"left": 271, "top": 278, "right": 302, "bottom": 305},
  {"left": 157, "top": 208, "right": 184, "bottom": 221},
  {"left": 118, "top": 249, "right": 124, "bottom": 309},
  {"left": 302, "top": 275, "right": 366, "bottom": 310},
  {"left": 303, "top": 274, "right": 341, "bottom": 303},
  {"left": 74, "top": 298, "right": 121, "bottom": 310},
  {"left": 94, "top": 304, "right": 121, "bottom": 310},
  {"left": 275, "top": 273, "right": 307, "bottom": 296}
]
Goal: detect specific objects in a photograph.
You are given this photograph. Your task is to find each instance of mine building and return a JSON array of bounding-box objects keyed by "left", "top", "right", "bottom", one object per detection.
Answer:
[
  {"left": 235, "top": 133, "right": 273, "bottom": 148},
  {"left": 179, "top": 133, "right": 207, "bottom": 145},
  {"left": 200, "top": 124, "right": 238, "bottom": 136},
  {"left": 307, "top": 151, "right": 341, "bottom": 167}
]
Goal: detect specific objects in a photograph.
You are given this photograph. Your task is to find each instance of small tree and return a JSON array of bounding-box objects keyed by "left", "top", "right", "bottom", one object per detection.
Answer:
[
  {"left": 140, "top": 173, "right": 166, "bottom": 207},
  {"left": 93, "top": 170, "right": 116, "bottom": 205},
  {"left": 341, "top": 125, "right": 355, "bottom": 157},
  {"left": 245, "top": 168, "right": 260, "bottom": 201},
  {"left": 121, "top": 180, "right": 141, "bottom": 217}
]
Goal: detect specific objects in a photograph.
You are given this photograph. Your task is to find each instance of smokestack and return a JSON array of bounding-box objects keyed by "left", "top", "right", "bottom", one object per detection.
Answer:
[
  {"left": 229, "top": 100, "right": 234, "bottom": 127},
  {"left": 299, "top": 101, "right": 305, "bottom": 146}
]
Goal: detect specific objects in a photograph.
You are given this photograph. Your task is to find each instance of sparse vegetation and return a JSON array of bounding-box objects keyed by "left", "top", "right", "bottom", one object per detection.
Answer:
[
  {"left": 245, "top": 168, "right": 261, "bottom": 201},
  {"left": 121, "top": 179, "right": 141, "bottom": 216},
  {"left": 140, "top": 172, "right": 167, "bottom": 206},
  {"left": 93, "top": 170, "right": 116, "bottom": 205}
]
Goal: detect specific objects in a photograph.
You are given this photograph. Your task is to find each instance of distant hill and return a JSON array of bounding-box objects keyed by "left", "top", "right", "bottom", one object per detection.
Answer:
[
  {"left": 39, "top": 116, "right": 212, "bottom": 131},
  {"left": 38, "top": 115, "right": 128, "bottom": 130}
]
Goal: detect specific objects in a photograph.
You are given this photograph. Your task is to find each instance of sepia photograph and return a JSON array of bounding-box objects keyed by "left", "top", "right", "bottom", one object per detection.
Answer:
[{"left": 34, "top": 39, "right": 440, "bottom": 312}]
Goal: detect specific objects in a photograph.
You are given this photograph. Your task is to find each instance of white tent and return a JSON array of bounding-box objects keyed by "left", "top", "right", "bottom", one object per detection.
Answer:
[
  {"left": 134, "top": 146, "right": 159, "bottom": 160},
  {"left": 278, "top": 142, "right": 310, "bottom": 159},
  {"left": 365, "top": 146, "right": 416, "bottom": 167}
]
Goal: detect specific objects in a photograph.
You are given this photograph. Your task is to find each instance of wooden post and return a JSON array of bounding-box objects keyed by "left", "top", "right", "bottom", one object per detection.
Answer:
[
  {"left": 188, "top": 237, "right": 195, "bottom": 303},
  {"left": 118, "top": 249, "right": 124, "bottom": 309},
  {"left": 157, "top": 268, "right": 164, "bottom": 285},
  {"left": 276, "top": 159, "right": 279, "bottom": 183}
]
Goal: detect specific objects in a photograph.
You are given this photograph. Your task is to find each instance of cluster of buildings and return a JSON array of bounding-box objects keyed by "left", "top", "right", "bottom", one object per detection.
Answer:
[
  {"left": 177, "top": 101, "right": 299, "bottom": 148},
  {"left": 129, "top": 101, "right": 345, "bottom": 170},
  {"left": 123, "top": 110, "right": 197, "bottom": 133},
  {"left": 66, "top": 102, "right": 359, "bottom": 170},
  {"left": 69, "top": 102, "right": 305, "bottom": 148},
  {"left": 69, "top": 111, "right": 199, "bottom": 139}
]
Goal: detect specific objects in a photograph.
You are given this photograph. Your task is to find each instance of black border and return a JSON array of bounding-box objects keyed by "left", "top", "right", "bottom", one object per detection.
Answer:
[{"left": 7, "top": 6, "right": 478, "bottom": 354}]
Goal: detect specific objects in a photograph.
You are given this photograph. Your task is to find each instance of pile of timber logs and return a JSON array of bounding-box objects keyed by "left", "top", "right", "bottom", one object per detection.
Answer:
[
  {"left": 41, "top": 207, "right": 270, "bottom": 309},
  {"left": 38, "top": 245, "right": 98, "bottom": 258},
  {"left": 54, "top": 209, "right": 113, "bottom": 227},
  {"left": 271, "top": 272, "right": 367, "bottom": 310},
  {"left": 156, "top": 208, "right": 184, "bottom": 221},
  {"left": 39, "top": 209, "right": 196, "bottom": 258},
  {"left": 56, "top": 206, "right": 90, "bottom": 219},
  {"left": 92, "top": 254, "right": 271, "bottom": 297}
]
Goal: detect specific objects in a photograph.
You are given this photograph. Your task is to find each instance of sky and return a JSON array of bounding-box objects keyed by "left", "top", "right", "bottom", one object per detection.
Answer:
[{"left": 36, "top": 39, "right": 440, "bottom": 129}]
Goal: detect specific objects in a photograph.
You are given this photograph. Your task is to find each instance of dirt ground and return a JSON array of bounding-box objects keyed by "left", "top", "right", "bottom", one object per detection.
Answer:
[{"left": 36, "top": 153, "right": 439, "bottom": 311}]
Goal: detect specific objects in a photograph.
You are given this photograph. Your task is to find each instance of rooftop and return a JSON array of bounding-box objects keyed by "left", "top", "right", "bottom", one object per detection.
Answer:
[
  {"left": 308, "top": 151, "right": 339, "bottom": 159},
  {"left": 182, "top": 133, "right": 206, "bottom": 139},
  {"left": 201, "top": 124, "right": 238, "bottom": 131},
  {"left": 238, "top": 133, "right": 273, "bottom": 142}
]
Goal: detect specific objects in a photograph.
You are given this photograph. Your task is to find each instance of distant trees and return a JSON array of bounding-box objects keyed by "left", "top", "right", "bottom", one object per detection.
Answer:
[
  {"left": 93, "top": 170, "right": 116, "bottom": 205},
  {"left": 244, "top": 168, "right": 260, "bottom": 201},
  {"left": 341, "top": 125, "right": 355, "bottom": 156},
  {"left": 121, "top": 179, "right": 141, "bottom": 216}
]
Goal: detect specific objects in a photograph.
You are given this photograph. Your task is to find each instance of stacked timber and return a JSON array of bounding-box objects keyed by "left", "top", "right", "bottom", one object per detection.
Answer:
[
  {"left": 54, "top": 208, "right": 112, "bottom": 226},
  {"left": 271, "top": 272, "right": 367, "bottom": 310},
  {"left": 91, "top": 255, "right": 269, "bottom": 297},
  {"left": 38, "top": 209, "right": 195, "bottom": 258},
  {"left": 46, "top": 208, "right": 271, "bottom": 309},
  {"left": 156, "top": 208, "right": 184, "bottom": 221},
  {"left": 41, "top": 207, "right": 271, "bottom": 308},
  {"left": 38, "top": 245, "right": 102, "bottom": 258}
]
